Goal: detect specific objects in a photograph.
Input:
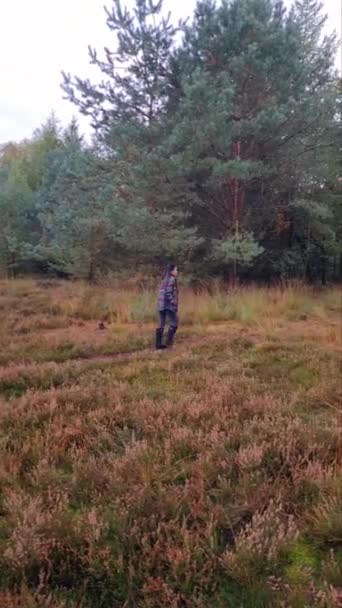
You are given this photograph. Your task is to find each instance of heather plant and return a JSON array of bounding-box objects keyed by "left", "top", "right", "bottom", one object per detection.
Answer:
[{"left": 0, "top": 280, "right": 341, "bottom": 606}]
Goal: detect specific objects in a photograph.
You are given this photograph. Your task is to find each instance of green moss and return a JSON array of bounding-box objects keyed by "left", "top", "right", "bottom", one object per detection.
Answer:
[
  {"left": 290, "top": 365, "right": 318, "bottom": 388},
  {"left": 284, "top": 541, "right": 320, "bottom": 585}
]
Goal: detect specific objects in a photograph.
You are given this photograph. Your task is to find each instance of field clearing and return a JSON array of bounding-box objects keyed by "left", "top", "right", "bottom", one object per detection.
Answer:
[{"left": 0, "top": 280, "right": 341, "bottom": 607}]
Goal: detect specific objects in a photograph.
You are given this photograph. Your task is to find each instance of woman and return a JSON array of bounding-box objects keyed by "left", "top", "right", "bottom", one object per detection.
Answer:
[{"left": 156, "top": 264, "right": 179, "bottom": 350}]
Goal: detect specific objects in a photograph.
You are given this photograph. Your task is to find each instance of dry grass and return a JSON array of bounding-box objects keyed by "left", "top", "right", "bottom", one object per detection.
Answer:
[{"left": 0, "top": 279, "right": 341, "bottom": 607}]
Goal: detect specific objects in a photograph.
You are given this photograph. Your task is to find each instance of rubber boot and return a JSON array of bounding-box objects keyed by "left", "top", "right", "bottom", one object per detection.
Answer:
[
  {"left": 166, "top": 326, "right": 177, "bottom": 347},
  {"left": 156, "top": 328, "right": 166, "bottom": 350}
]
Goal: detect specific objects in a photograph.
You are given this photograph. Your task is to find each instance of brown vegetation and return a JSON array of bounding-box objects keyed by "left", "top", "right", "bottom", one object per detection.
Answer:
[{"left": 0, "top": 280, "right": 341, "bottom": 607}]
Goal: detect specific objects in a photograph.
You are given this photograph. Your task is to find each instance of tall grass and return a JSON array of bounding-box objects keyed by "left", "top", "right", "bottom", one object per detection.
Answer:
[{"left": 1, "top": 278, "right": 338, "bottom": 325}]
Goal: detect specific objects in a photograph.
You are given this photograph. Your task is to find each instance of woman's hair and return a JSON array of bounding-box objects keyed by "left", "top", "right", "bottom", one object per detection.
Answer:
[{"left": 163, "top": 263, "right": 176, "bottom": 277}]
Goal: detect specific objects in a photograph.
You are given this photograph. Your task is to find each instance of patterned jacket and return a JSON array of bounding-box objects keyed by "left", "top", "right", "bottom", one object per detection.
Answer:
[{"left": 157, "top": 275, "right": 179, "bottom": 312}]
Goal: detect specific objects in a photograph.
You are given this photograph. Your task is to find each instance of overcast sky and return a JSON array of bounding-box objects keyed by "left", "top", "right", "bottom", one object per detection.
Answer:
[{"left": 0, "top": 0, "right": 340, "bottom": 144}]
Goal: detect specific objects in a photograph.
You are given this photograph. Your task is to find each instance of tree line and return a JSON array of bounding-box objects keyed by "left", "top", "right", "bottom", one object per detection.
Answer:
[{"left": 0, "top": 0, "right": 341, "bottom": 283}]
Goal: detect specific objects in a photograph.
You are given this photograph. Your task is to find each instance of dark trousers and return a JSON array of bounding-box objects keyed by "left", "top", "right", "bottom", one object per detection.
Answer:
[{"left": 158, "top": 309, "right": 178, "bottom": 331}]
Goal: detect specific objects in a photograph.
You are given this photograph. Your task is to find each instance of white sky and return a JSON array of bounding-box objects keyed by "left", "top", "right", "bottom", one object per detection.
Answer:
[{"left": 0, "top": 0, "right": 340, "bottom": 144}]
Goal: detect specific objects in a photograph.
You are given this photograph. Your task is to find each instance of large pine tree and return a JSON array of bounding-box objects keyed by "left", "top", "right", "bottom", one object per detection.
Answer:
[{"left": 145, "top": 0, "right": 338, "bottom": 276}]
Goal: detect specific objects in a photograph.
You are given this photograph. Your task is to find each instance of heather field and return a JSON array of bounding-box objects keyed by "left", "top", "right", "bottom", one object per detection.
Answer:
[{"left": 0, "top": 280, "right": 341, "bottom": 608}]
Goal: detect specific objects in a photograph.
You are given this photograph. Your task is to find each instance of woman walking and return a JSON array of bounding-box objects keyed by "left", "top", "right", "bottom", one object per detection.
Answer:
[{"left": 156, "top": 264, "right": 178, "bottom": 350}]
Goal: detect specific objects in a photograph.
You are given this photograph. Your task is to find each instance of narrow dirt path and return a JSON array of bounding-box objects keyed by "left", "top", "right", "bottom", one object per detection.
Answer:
[{"left": 0, "top": 331, "right": 236, "bottom": 377}]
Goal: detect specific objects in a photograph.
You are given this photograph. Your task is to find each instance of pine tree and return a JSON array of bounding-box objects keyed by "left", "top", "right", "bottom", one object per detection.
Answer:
[
  {"left": 0, "top": 157, "right": 34, "bottom": 276},
  {"left": 0, "top": 118, "right": 62, "bottom": 276},
  {"left": 61, "top": 0, "right": 202, "bottom": 273},
  {"left": 154, "top": 0, "right": 338, "bottom": 277},
  {"left": 33, "top": 124, "right": 200, "bottom": 278},
  {"left": 62, "top": 0, "right": 182, "bottom": 133}
]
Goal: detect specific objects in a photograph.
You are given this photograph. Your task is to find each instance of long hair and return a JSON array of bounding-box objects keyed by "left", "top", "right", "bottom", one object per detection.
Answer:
[{"left": 162, "top": 263, "right": 176, "bottom": 279}]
